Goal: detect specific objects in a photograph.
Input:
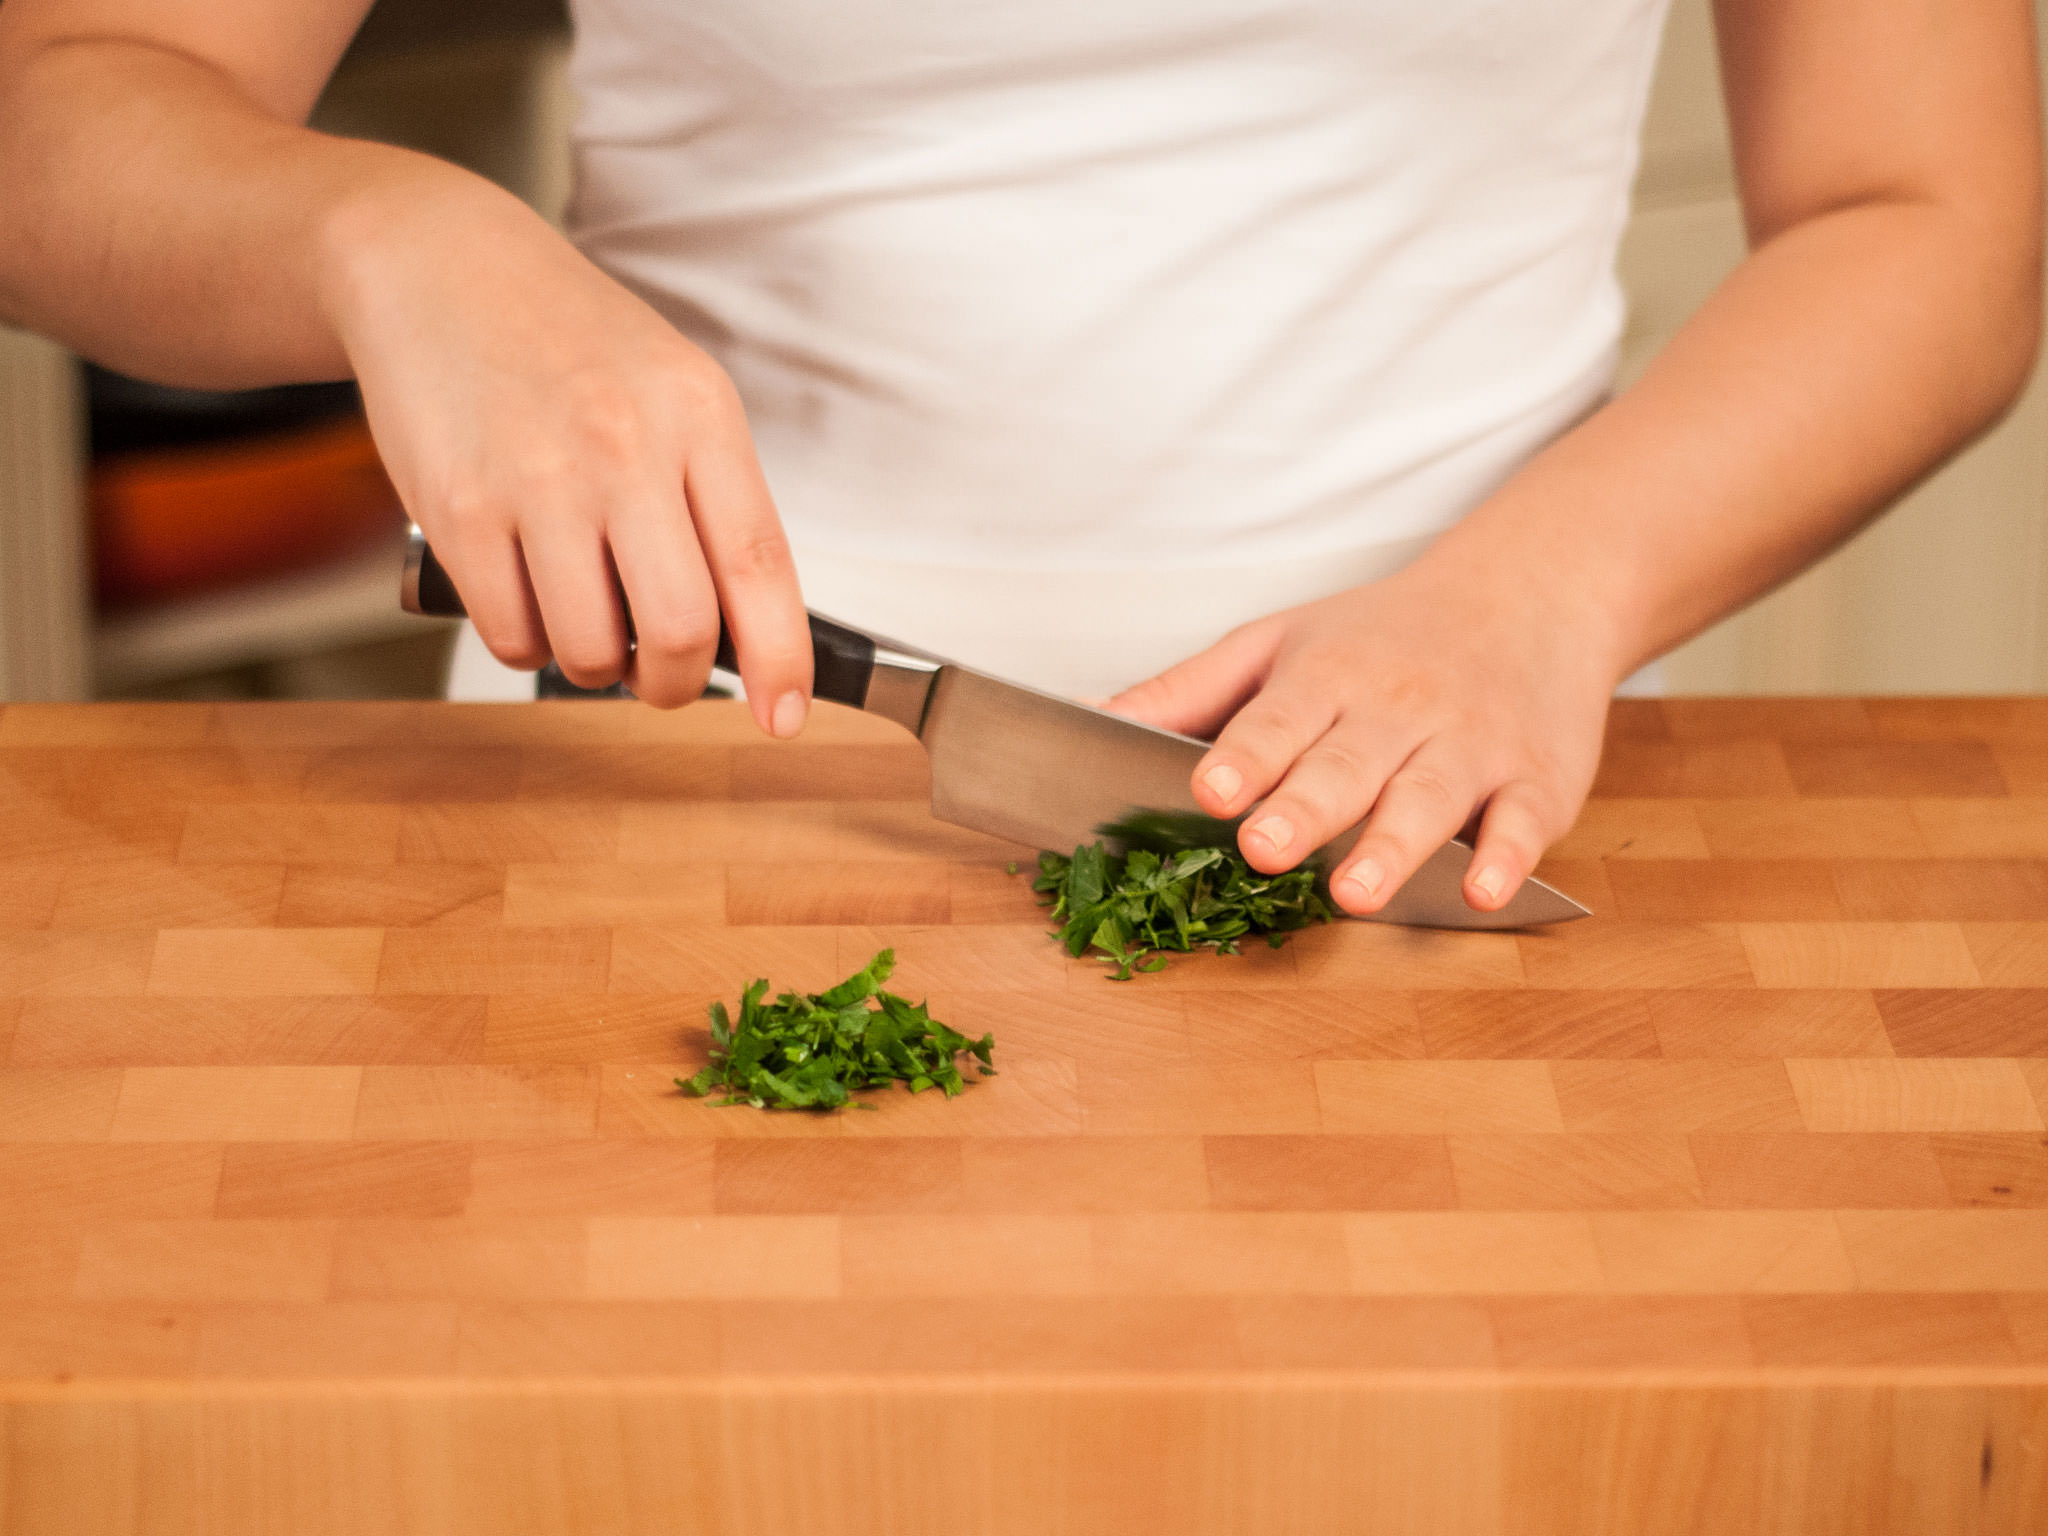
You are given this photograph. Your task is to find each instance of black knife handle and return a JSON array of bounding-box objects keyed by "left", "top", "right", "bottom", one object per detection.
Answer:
[{"left": 404, "top": 534, "right": 876, "bottom": 709}]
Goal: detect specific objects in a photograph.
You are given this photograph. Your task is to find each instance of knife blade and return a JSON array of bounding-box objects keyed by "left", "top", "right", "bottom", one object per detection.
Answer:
[{"left": 401, "top": 529, "right": 1588, "bottom": 928}]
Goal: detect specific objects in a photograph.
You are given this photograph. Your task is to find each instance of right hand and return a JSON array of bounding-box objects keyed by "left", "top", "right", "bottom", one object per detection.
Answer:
[{"left": 323, "top": 174, "right": 812, "bottom": 727}]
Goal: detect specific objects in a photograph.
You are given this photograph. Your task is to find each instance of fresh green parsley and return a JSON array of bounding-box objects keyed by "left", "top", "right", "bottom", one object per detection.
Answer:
[
  {"left": 677, "top": 948, "right": 995, "bottom": 1111},
  {"left": 1033, "top": 839, "right": 1333, "bottom": 980}
]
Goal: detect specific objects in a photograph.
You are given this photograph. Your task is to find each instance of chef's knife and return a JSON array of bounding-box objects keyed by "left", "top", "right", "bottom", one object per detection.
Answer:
[{"left": 402, "top": 529, "right": 1587, "bottom": 929}]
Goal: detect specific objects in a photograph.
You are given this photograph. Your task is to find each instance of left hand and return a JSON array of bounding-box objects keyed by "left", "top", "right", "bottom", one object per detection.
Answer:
[{"left": 1102, "top": 553, "right": 1628, "bottom": 916}]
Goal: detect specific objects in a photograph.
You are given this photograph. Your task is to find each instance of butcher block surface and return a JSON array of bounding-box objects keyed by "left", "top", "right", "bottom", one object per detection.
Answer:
[{"left": 3, "top": 695, "right": 2048, "bottom": 1533}]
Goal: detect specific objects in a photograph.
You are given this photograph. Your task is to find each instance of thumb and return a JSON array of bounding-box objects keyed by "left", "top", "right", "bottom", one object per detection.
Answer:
[{"left": 1102, "top": 622, "right": 1277, "bottom": 740}]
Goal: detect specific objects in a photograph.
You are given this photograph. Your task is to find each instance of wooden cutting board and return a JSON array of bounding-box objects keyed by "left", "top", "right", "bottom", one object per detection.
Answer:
[{"left": 2, "top": 695, "right": 2046, "bottom": 1534}]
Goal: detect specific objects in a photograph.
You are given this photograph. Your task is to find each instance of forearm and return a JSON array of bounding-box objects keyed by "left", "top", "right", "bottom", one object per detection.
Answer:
[
  {"left": 1426, "top": 192, "right": 2043, "bottom": 683},
  {"left": 0, "top": 35, "right": 526, "bottom": 389}
]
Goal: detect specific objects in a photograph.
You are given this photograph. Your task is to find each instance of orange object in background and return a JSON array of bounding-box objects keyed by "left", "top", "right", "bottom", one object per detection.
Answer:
[{"left": 91, "top": 413, "right": 405, "bottom": 609}]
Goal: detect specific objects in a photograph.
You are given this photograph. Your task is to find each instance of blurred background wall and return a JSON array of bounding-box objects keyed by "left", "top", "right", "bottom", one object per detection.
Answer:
[{"left": 0, "top": 0, "right": 2043, "bottom": 701}]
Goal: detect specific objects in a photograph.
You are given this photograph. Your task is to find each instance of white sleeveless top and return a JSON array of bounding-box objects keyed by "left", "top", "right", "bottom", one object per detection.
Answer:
[{"left": 562, "top": 0, "right": 1672, "bottom": 695}]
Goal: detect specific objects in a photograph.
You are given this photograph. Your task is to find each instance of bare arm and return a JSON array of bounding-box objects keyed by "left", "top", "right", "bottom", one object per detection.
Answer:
[
  {"left": 0, "top": 1, "right": 816, "bottom": 722},
  {"left": 1460, "top": 0, "right": 2043, "bottom": 672},
  {"left": 0, "top": 0, "right": 392, "bottom": 385},
  {"left": 1111, "top": 0, "right": 2042, "bottom": 914}
]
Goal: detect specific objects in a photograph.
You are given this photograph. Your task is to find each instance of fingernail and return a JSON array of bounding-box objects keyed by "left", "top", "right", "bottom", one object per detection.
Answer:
[
  {"left": 1202, "top": 764, "right": 1242, "bottom": 804},
  {"left": 1349, "top": 860, "right": 1385, "bottom": 900},
  {"left": 770, "top": 690, "right": 807, "bottom": 740},
  {"left": 1471, "top": 865, "right": 1506, "bottom": 903},
  {"left": 1247, "top": 815, "right": 1293, "bottom": 856}
]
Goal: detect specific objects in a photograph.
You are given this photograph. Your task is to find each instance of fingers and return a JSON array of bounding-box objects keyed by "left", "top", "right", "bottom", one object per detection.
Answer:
[
  {"left": 1188, "top": 677, "right": 1338, "bottom": 825},
  {"left": 1463, "top": 780, "right": 1557, "bottom": 911},
  {"left": 607, "top": 494, "right": 722, "bottom": 710},
  {"left": 1227, "top": 715, "right": 1572, "bottom": 914},
  {"left": 424, "top": 374, "right": 809, "bottom": 727},
  {"left": 1327, "top": 743, "right": 1480, "bottom": 915},
  {"left": 441, "top": 523, "right": 550, "bottom": 672},
  {"left": 1104, "top": 622, "right": 1276, "bottom": 740},
  {"left": 683, "top": 400, "right": 813, "bottom": 737},
  {"left": 1233, "top": 728, "right": 1415, "bottom": 875},
  {"left": 514, "top": 517, "right": 631, "bottom": 690}
]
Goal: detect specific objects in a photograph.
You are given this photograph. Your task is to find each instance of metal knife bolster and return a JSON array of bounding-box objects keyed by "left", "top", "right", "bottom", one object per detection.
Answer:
[
  {"left": 400, "top": 526, "right": 940, "bottom": 732},
  {"left": 860, "top": 650, "right": 942, "bottom": 735}
]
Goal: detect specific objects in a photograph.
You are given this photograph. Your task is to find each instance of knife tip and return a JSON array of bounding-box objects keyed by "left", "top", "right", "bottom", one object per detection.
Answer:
[{"left": 1516, "top": 883, "right": 1593, "bottom": 926}]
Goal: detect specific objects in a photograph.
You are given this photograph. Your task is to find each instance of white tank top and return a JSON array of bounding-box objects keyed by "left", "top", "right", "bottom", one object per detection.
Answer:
[{"left": 563, "top": 0, "right": 1671, "bottom": 694}]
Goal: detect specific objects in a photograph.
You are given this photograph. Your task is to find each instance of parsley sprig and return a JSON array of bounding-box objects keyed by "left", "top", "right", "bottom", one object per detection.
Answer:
[
  {"left": 677, "top": 949, "right": 995, "bottom": 1111},
  {"left": 1033, "top": 840, "right": 1333, "bottom": 979}
]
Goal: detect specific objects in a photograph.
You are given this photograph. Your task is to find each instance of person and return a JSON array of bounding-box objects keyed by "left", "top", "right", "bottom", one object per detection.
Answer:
[{"left": 0, "top": 1, "right": 2038, "bottom": 919}]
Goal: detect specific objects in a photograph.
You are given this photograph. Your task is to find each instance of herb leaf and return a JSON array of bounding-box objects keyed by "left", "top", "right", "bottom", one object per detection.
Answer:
[
  {"left": 676, "top": 949, "right": 996, "bottom": 1111},
  {"left": 1034, "top": 840, "right": 1332, "bottom": 979}
]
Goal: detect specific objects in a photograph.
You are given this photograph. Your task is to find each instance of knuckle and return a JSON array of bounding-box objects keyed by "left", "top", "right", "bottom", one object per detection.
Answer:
[
  {"left": 557, "top": 664, "right": 624, "bottom": 692},
  {"left": 1305, "top": 737, "right": 1374, "bottom": 794},
  {"left": 1396, "top": 762, "right": 1464, "bottom": 814},
  {"left": 510, "top": 452, "right": 592, "bottom": 508},
  {"left": 1516, "top": 799, "right": 1565, "bottom": 845},
  {"left": 635, "top": 613, "right": 721, "bottom": 663},
  {"left": 1363, "top": 800, "right": 1442, "bottom": 865},
  {"left": 1498, "top": 780, "right": 1565, "bottom": 837},
  {"left": 1293, "top": 638, "right": 1354, "bottom": 681},
  {"left": 439, "top": 485, "right": 507, "bottom": 536},
  {"left": 672, "top": 361, "right": 744, "bottom": 425},
  {"left": 1223, "top": 708, "right": 1308, "bottom": 769},
  {"left": 1484, "top": 822, "right": 1544, "bottom": 866},
  {"left": 1257, "top": 792, "right": 1319, "bottom": 834},
  {"left": 1369, "top": 827, "right": 1431, "bottom": 869},
  {"left": 630, "top": 670, "right": 707, "bottom": 710},
  {"left": 1547, "top": 791, "right": 1587, "bottom": 839},
  {"left": 560, "top": 373, "right": 644, "bottom": 448},
  {"left": 718, "top": 526, "right": 795, "bottom": 586},
  {"left": 1369, "top": 671, "right": 1446, "bottom": 723},
  {"left": 1352, "top": 832, "right": 1414, "bottom": 883},
  {"left": 1528, "top": 802, "right": 1574, "bottom": 848},
  {"left": 477, "top": 627, "right": 548, "bottom": 671},
  {"left": 552, "top": 636, "right": 624, "bottom": 681}
]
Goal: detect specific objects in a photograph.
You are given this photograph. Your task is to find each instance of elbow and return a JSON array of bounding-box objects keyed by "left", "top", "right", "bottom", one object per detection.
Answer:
[
  {"left": 1966, "top": 176, "right": 2045, "bottom": 430},
  {"left": 1927, "top": 197, "right": 2045, "bottom": 446},
  {"left": 1980, "top": 259, "right": 2043, "bottom": 430}
]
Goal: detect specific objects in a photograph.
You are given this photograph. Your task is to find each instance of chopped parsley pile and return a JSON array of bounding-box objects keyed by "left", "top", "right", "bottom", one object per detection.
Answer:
[
  {"left": 678, "top": 948, "right": 994, "bottom": 1111},
  {"left": 1034, "top": 839, "right": 1334, "bottom": 979},
  {"left": 681, "top": 830, "right": 1329, "bottom": 1117}
]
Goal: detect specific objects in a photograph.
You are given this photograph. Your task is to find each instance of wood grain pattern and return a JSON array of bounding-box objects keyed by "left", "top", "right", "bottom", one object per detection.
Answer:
[{"left": 3, "top": 695, "right": 2048, "bottom": 1534}]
